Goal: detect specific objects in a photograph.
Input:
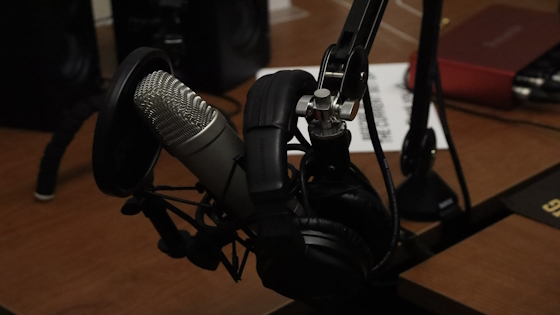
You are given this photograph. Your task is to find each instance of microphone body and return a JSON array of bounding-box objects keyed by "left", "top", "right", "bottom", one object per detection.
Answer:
[
  {"left": 134, "top": 70, "right": 254, "bottom": 220},
  {"left": 170, "top": 114, "right": 252, "bottom": 218}
]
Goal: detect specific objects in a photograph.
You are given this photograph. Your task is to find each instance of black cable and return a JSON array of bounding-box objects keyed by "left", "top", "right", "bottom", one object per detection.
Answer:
[
  {"left": 348, "top": 162, "right": 378, "bottom": 196},
  {"left": 287, "top": 163, "right": 302, "bottom": 196},
  {"left": 295, "top": 126, "right": 312, "bottom": 151},
  {"left": 362, "top": 87, "right": 400, "bottom": 277},
  {"left": 299, "top": 150, "right": 315, "bottom": 216},
  {"left": 434, "top": 64, "right": 472, "bottom": 214}
]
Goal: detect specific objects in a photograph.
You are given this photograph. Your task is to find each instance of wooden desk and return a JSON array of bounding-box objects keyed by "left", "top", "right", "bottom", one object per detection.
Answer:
[
  {"left": 399, "top": 214, "right": 560, "bottom": 315},
  {"left": 0, "top": 0, "right": 559, "bottom": 314}
]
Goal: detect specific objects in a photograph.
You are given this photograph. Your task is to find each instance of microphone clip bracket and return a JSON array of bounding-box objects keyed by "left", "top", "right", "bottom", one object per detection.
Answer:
[
  {"left": 295, "top": 44, "right": 369, "bottom": 136},
  {"left": 118, "top": 167, "right": 255, "bottom": 282},
  {"left": 296, "top": 0, "right": 389, "bottom": 141}
]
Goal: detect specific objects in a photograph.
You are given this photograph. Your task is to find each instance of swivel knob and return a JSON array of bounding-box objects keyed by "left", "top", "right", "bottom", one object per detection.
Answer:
[{"left": 314, "top": 88, "right": 332, "bottom": 110}]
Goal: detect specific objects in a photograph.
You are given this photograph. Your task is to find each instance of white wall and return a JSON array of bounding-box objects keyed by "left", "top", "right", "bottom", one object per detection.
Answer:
[
  {"left": 268, "top": 0, "right": 291, "bottom": 11},
  {"left": 91, "top": 0, "right": 292, "bottom": 21},
  {"left": 91, "top": 0, "right": 111, "bottom": 21}
]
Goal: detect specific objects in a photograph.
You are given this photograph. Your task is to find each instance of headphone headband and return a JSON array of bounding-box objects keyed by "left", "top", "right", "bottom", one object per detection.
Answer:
[{"left": 243, "top": 70, "right": 317, "bottom": 202}]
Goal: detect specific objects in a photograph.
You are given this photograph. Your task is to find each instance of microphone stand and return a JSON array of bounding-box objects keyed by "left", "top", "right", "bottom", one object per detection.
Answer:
[
  {"left": 35, "top": 91, "right": 104, "bottom": 201},
  {"left": 396, "top": 0, "right": 461, "bottom": 221},
  {"left": 295, "top": 0, "right": 400, "bottom": 278}
]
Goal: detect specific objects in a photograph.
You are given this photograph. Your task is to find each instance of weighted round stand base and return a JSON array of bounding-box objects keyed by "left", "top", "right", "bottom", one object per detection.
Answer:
[{"left": 396, "top": 170, "right": 460, "bottom": 221}]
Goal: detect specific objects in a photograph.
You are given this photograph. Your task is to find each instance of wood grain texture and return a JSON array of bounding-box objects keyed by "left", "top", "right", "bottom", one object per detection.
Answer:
[
  {"left": 0, "top": 117, "right": 289, "bottom": 315},
  {"left": 399, "top": 214, "right": 560, "bottom": 315},
  {"left": 0, "top": 0, "right": 559, "bottom": 314}
]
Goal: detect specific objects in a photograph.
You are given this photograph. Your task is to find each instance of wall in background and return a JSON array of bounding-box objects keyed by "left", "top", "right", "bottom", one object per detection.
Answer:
[{"left": 91, "top": 0, "right": 111, "bottom": 22}]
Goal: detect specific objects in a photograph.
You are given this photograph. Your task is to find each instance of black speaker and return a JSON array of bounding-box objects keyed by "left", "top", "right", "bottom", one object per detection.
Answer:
[
  {"left": 111, "top": 0, "right": 270, "bottom": 94},
  {"left": 0, "top": 0, "right": 101, "bottom": 131}
]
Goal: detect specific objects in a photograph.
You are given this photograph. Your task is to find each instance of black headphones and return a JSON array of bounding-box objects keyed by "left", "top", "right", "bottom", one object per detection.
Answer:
[{"left": 243, "top": 70, "right": 394, "bottom": 301}]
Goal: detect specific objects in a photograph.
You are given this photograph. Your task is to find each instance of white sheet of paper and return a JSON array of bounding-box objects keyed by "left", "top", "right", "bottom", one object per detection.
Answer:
[{"left": 256, "top": 63, "right": 448, "bottom": 154}]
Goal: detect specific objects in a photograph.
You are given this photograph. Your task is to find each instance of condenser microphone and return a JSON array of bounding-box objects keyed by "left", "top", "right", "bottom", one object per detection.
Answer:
[{"left": 133, "top": 70, "right": 254, "bottom": 220}]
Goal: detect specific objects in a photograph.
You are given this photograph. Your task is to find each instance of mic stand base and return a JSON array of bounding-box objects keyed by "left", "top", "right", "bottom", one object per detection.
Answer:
[{"left": 396, "top": 170, "right": 460, "bottom": 221}]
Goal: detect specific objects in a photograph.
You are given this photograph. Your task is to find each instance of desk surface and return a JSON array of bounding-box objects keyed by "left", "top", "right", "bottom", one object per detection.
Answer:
[
  {"left": 1, "top": 0, "right": 559, "bottom": 314},
  {"left": 399, "top": 214, "right": 560, "bottom": 315}
]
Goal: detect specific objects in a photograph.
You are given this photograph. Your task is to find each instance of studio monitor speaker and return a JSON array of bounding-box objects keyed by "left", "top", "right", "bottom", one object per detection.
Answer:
[
  {"left": 111, "top": 0, "right": 271, "bottom": 94},
  {"left": 0, "top": 0, "right": 101, "bottom": 131}
]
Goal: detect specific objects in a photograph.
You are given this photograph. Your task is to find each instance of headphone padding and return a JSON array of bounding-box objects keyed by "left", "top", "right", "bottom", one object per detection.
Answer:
[
  {"left": 243, "top": 70, "right": 317, "bottom": 139},
  {"left": 295, "top": 216, "right": 373, "bottom": 268},
  {"left": 311, "top": 184, "right": 393, "bottom": 268},
  {"left": 256, "top": 216, "right": 372, "bottom": 301}
]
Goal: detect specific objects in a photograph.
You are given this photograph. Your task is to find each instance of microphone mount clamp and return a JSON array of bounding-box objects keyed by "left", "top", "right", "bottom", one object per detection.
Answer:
[
  {"left": 296, "top": 0, "right": 389, "bottom": 127},
  {"left": 295, "top": 0, "right": 388, "bottom": 171}
]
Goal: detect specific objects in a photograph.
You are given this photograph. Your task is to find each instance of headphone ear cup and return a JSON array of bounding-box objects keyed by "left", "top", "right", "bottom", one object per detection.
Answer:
[
  {"left": 256, "top": 216, "right": 372, "bottom": 301},
  {"left": 310, "top": 176, "right": 393, "bottom": 268}
]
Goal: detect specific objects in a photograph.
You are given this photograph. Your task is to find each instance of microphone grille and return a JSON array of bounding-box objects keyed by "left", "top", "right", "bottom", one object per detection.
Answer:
[{"left": 134, "top": 70, "right": 217, "bottom": 146}]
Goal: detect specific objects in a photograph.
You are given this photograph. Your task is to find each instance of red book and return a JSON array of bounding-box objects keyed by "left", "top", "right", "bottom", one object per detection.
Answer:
[{"left": 409, "top": 4, "right": 560, "bottom": 109}]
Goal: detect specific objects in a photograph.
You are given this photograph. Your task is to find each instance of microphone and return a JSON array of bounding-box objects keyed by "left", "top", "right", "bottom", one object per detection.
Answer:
[{"left": 133, "top": 70, "right": 254, "bottom": 220}]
